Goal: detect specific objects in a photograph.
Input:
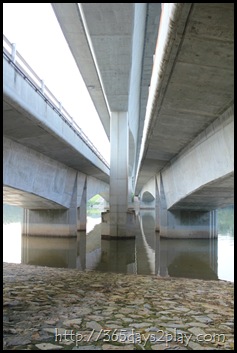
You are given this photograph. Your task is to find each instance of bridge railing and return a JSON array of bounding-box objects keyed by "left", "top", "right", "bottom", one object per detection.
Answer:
[{"left": 3, "top": 34, "right": 110, "bottom": 169}]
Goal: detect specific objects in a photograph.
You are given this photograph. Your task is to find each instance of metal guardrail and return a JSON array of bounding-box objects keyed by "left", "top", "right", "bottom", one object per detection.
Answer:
[{"left": 3, "top": 34, "right": 110, "bottom": 169}]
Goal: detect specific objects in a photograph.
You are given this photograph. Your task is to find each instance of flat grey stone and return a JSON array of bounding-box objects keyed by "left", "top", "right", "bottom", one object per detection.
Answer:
[
  {"left": 86, "top": 321, "right": 103, "bottom": 331},
  {"left": 63, "top": 319, "right": 82, "bottom": 326},
  {"left": 35, "top": 343, "right": 63, "bottom": 350},
  {"left": 72, "top": 345, "right": 102, "bottom": 350}
]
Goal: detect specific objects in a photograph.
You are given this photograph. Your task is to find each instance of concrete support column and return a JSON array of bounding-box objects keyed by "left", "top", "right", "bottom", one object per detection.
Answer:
[
  {"left": 109, "top": 111, "right": 129, "bottom": 237},
  {"left": 156, "top": 174, "right": 168, "bottom": 236},
  {"left": 77, "top": 178, "right": 87, "bottom": 231},
  {"left": 155, "top": 177, "right": 160, "bottom": 232},
  {"left": 210, "top": 209, "right": 218, "bottom": 238},
  {"left": 68, "top": 173, "right": 78, "bottom": 235}
]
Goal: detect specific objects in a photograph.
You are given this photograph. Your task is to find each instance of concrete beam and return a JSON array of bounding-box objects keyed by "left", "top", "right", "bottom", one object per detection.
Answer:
[
  {"left": 135, "top": 3, "right": 234, "bottom": 195},
  {"left": 3, "top": 54, "right": 110, "bottom": 183},
  {"left": 51, "top": 3, "right": 111, "bottom": 138},
  {"left": 162, "top": 105, "right": 234, "bottom": 210},
  {"left": 3, "top": 137, "right": 77, "bottom": 209}
]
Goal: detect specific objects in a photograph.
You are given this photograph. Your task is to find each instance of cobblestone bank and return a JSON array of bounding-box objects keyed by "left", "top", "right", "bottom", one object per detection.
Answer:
[{"left": 3, "top": 262, "right": 234, "bottom": 350}]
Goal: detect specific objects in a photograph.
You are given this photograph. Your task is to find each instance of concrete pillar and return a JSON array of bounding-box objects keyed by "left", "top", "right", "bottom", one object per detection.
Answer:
[
  {"left": 77, "top": 178, "right": 87, "bottom": 231},
  {"left": 68, "top": 172, "right": 78, "bottom": 235},
  {"left": 156, "top": 174, "right": 168, "bottom": 236},
  {"left": 108, "top": 111, "right": 131, "bottom": 237},
  {"left": 210, "top": 209, "right": 218, "bottom": 238},
  {"left": 155, "top": 177, "right": 160, "bottom": 232}
]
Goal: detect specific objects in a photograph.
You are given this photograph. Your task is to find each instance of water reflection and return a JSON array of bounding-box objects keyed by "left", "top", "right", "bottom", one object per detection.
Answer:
[
  {"left": 19, "top": 210, "right": 221, "bottom": 281},
  {"left": 21, "top": 235, "right": 77, "bottom": 268},
  {"left": 137, "top": 210, "right": 218, "bottom": 280}
]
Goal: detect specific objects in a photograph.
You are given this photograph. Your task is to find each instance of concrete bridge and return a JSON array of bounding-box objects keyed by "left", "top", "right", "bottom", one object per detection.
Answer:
[
  {"left": 3, "top": 35, "right": 109, "bottom": 236},
  {"left": 3, "top": 3, "right": 234, "bottom": 238}
]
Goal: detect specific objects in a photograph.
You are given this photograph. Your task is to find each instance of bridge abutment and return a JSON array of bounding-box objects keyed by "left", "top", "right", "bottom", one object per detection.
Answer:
[
  {"left": 22, "top": 208, "right": 78, "bottom": 237},
  {"left": 22, "top": 173, "right": 88, "bottom": 237},
  {"left": 155, "top": 174, "right": 218, "bottom": 238},
  {"left": 164, "top": 209, "right": 218, "bottom": 238}
]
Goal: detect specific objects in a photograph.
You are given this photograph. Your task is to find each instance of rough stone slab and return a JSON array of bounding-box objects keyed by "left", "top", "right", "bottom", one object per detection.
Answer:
[
  {"left": 35, "top": 343, "right": 63, "bottom": 350},
  {"left": 3, "top": 262, "right": 234, "bottom": 351}
]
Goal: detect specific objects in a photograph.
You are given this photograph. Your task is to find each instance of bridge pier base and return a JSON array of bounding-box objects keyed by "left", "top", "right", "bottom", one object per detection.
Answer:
[
  {"left": 161, "top": 209, "right": 218, "bottom": 238},
  {"left": 156, "top": 204, "right": 218, "bottom": 239},
  {"left": 101, "top": 210, "right": 136, "bottom": 239},
  {"left": 155, "top": 175, "right": 218, "bottom": 238},
  {"left": 22, "top": 207, "right": 78, "bottom": 237}
]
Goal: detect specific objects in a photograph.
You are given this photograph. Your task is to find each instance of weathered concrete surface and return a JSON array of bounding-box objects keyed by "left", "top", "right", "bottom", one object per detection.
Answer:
[
  {"left": 51, "top": 3, "right": 111, "bottom": 138},
  {"left": 3, "top": 53, "right": 110, "bottom": 183},
  {"left": 52, "top": 3, "right": 233, "bottom": 215},
  {"left": 3, "top": 137, "right": 109, "bottom": 210},
  {"left": 3, "top": 136, "right": 78, "bottom": 209},
  {"left": 135, "top": 3, "right": 234, "bottom": 197},
  {"left": 3, "top": 3, "right": 234, "bottom": 239},
  {"left": 161, "top": 106, "right": 234, "bottom": 211},
  {"left": 109, "top": 112, "right": 129, "bottom": 237},
  {"left": 139, "top": 106, "right": 233, "bottom": 213},
  {"left": 22, "top": 208, "right": 79, "bottom": 237},
  {"left": 52, "top": 3, "right": 161, "bottom": 206},
  {"left": 139, "top": 175, "right": 219, "bottom": 238}
]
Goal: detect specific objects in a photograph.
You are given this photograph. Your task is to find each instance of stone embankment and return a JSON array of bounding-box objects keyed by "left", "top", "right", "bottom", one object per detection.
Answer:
[{"left": 3, "top": 262, "right": 234, "bottom": 350}]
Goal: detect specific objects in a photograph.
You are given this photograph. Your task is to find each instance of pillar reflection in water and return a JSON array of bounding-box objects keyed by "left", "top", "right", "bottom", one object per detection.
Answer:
[
  {"left": 76, "top": 231, "right": 86, "bottom": 270},
  {"left": 94, "top": 238, "right": 136, "bottom": 274},
  {"left": 139, "top": 209, "right": 218, "bottom": 279},
  {"left": 21, "top": 234, "right": 77, "bottom": 268},
  {"left": 21, "top": 210, "right": 218, "bottom": 279}
]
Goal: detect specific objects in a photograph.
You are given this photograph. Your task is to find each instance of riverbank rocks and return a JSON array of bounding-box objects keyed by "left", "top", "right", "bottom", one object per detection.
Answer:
[{"left": 3, "top": 262, "right": 234, "bottom": 350}]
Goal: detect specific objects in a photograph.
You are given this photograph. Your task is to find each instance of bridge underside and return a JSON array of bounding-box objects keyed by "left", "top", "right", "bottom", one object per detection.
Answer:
[
  {"left": 3, "top": 186, "right": 65, "bottom": 209},
  {"left": 170, "top": 173, "right": 234, "bottom": 211},
  {"left": 3, "top": 58, "right": 109, "bottom": 184},
  {"left": 3, "top": 3, "right": 234, "bottom": 240},
  {"left": 135, "top": 3, "right": 234, "bottom": 196}
]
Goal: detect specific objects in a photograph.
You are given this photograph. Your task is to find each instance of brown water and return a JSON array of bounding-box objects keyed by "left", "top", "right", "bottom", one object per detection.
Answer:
[{"left": 3, "top": 208, "right": 234, "bottom": 282}]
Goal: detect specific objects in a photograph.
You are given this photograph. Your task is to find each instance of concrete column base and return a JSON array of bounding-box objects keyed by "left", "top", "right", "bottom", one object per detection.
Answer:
[
  {"left": 159, "top": 210, "right": 218, "bottom": 238},
  {"left": 101, "top": 210, "right": 136, "bottom": 239},
  {"left": 22, "top": 208, "right": 77, "bottom": 237}
]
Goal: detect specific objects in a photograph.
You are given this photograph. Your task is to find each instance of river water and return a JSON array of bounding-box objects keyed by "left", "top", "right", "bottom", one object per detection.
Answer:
[{"left": 3, "top": 206, "right": 234, "bottom": 282}]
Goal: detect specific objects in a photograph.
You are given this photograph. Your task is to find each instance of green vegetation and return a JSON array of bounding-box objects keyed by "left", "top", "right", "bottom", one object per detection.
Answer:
[
  {"left": 87, "top": 194, "right": 102, "bottom": 207},
  {"left": 87, "top": 194, "right": 105, "bottom": 218},
  {"left": 217, "top": 205, "right": 234, "bottom": 236},
  {"left": 87, "top": 208, "right": 102, "bottom": 217}
]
